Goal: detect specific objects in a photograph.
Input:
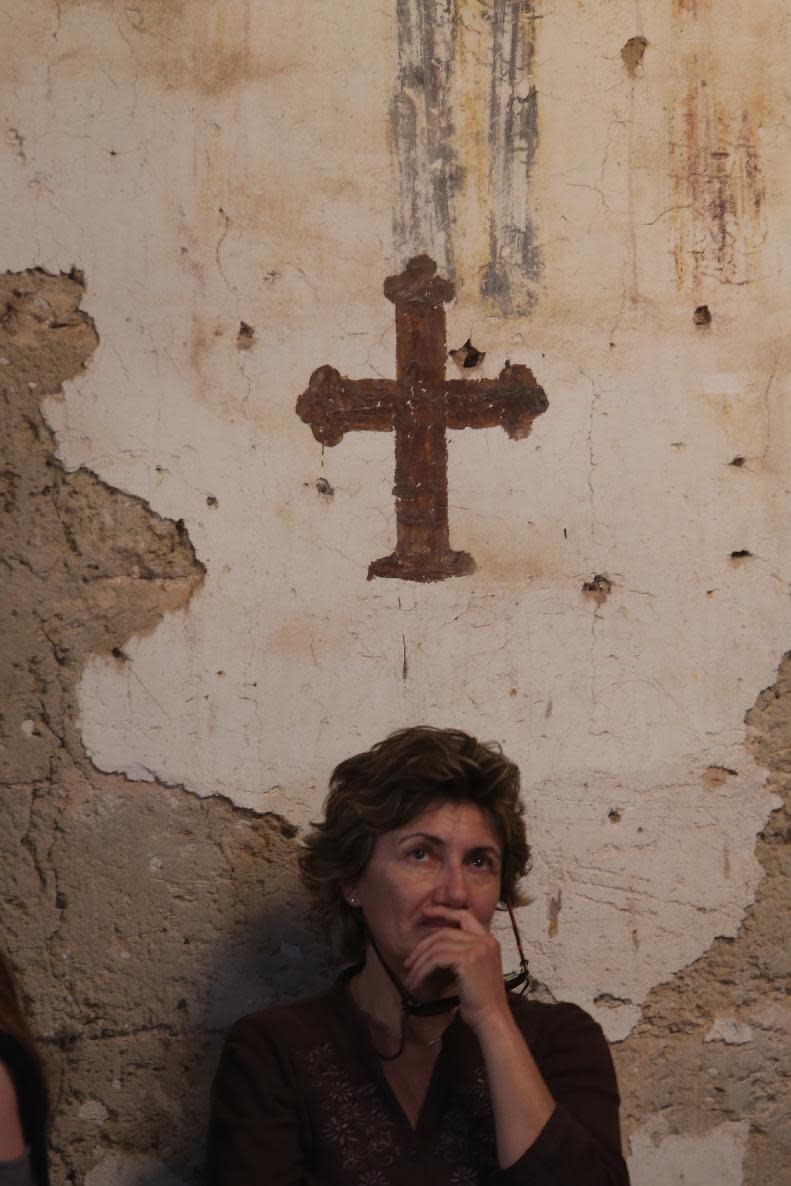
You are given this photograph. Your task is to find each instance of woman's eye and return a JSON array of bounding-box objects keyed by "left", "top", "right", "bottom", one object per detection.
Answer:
[
  {"left": 409, "top": 846, "right": 429, "bottom": 861},
  {"left": 470, "top": 853, "right": 493, "bottom": 870}
]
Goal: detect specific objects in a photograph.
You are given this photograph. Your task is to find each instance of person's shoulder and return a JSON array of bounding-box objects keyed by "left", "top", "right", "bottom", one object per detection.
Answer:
[
  {"left": 226, "top": 983, "right": 346, "bottom": 1047},
  {"left": 507, "top": 994, "right": 607, "bottom": 1043}
]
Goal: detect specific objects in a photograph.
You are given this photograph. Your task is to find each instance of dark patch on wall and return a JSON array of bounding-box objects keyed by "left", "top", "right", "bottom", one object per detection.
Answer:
[
  {"left": 297, "top": 256, "right": 548, "bottom": 581},
  {"left": 481, "top": 0, "right": 541, "bottom": 314},
  {"left": 702, "top": 765, "right": 738, "bottom": 788},
  {"left": 390, "top": 0, "right": 461, "bottom": 278},
  {"left": 693, "top": 304, "right": 712, "bottom": 327},
  {"left": 621, "top": 36, "right": 648, "bottom": 77},
  {"left": 449, "top": 337, "right": 486, "bottom": 370},
  {"left": 547, "top": 888, "right": 562, "bottom": 937},
  {"left": 582, "top": 573, "right": 613, "bottom": 605},
  {"left": 616, "top": 654, "right": 791, "bottom": 1184}
]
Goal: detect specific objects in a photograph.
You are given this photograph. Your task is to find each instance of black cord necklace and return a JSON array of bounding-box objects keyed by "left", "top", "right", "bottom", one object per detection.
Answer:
[{"left": 353, "top": 906, "right": 530, "bottom": 1061}]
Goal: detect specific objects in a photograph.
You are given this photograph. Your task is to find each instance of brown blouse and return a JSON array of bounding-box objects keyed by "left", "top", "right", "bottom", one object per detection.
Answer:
[{"left": 207, "top": 981, "right": 630, "bottom": 1186}]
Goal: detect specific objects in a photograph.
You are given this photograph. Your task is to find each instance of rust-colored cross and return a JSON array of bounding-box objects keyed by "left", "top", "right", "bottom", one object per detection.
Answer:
[{"left": 297, "top": 255, "right": 548, "bottom": 582}]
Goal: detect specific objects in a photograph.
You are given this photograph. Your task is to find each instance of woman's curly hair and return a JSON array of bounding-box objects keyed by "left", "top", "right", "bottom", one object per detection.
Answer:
[{"left": 298, "top": 726, "right": 530, "bottom": 963}]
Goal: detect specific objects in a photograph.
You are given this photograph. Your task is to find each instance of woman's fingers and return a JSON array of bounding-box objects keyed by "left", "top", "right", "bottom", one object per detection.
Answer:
[
  {"left": 404, "top": 929, "right": 502, "bottom": 998},
  {"left": 419, "top": 904, "right": 488, "bottom": 934},
  {"left": 405, "top": 923, "right": 478, "bottom": 970}
]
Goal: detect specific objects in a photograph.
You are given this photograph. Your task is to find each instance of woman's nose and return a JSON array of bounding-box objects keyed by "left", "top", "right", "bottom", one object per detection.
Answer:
[{"left": 434, "top": 861, "right": 469, "bottom": 908}]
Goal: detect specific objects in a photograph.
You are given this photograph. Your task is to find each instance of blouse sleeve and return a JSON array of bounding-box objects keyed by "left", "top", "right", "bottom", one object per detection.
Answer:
[
  {"left": 0, "top": 1154, "right": 37, "bottom": 1186},
  {"left": 490, "top": 1002, "right": 630, "bottom": 1186},
  {"left": 206, "top": 1016, "right": 307, "bottom": 1186}
]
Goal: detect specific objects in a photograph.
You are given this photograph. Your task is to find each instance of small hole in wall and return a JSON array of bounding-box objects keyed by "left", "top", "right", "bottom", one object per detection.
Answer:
[
  {"left": 315, "top": 476, "right": 334, "bottom": 498},
  {"left": 582, "top": 574, "right": 613, "bottom": 605},
  {"left": 730, "top": 549, "right": 752, "bottom": 560},
  {"left": 237, "top": 321, "right": 255, "bottom": 350},
  {"left": 729, "top": 456, "right": 746, "bottom": 468},
  {"left": 111, "top": 647, "right": 129, "bottom": 662},
  {"left": 448, "top": 337, "right": 486, "bottom": 369},
  {"left": 694, "top": 305, "right": 712, "bottom": 327},
  {"left": 608, "top": 809, "right": 621, "bottom": 823},
  {"left": 206, "top": 494, "right": 218, "bottom": 507}
]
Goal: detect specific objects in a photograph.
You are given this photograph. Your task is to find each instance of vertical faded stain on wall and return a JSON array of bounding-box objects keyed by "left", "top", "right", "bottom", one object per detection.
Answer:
[
  {"left": 481, "top": 0, "right": 541, "bottom": 313},
  {"left": 671, "top": 2, "right": 766, "bottom": 289},
  {"left": 390, "top": 0, "right": 460, "bottom": 276}
]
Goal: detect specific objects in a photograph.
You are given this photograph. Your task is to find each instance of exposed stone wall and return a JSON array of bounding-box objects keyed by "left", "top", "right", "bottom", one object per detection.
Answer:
[
  {"left": 0, "top": 272, "right": 329, "bottom": 1185},
  {"left": 617, "top": 657, "right": 791, "bottom": 1184}
]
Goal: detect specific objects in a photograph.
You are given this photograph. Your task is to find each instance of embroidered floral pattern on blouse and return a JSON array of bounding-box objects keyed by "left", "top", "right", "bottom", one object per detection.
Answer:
[
  {"left": 296, "top": 1038, "right": 498, "bottom": 1185},
  {"left": 298, "top": 1043, "right": 402, "bottom": 1183}
]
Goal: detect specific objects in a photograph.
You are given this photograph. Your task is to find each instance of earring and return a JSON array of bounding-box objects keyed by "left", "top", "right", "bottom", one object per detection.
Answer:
[{"left": 348, "top": 896, "right": 358, "bottom": 906}]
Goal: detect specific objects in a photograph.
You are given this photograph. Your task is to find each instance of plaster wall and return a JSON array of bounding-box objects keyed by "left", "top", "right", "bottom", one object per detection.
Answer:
[{"left": 1, "top": 3, "right": 789, "bottom": 1184}]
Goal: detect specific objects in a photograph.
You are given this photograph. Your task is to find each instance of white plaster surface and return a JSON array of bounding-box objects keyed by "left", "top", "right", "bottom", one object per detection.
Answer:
[
  {"left": 704, "top": 1017, "right": 754, "bottom": 1046},
  {"left": 78, "top": 1098, "right": 110, "bottom": 1125},
  {"left": 628, "top": 1119, "right": 750, "bottom": 1186},
  {"left": 2, "top": 2, "right": 790, "bottom": 1036}
]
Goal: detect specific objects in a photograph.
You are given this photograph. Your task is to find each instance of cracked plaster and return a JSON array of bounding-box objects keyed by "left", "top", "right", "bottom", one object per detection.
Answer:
[{"left": 1, "top": 2, "right": 790, "bottom": 1183}]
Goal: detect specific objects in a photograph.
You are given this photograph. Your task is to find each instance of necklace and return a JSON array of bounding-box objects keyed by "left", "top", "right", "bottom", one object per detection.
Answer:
[{"left": 351, "top": 988, "right": 447, "bottom": 1055}]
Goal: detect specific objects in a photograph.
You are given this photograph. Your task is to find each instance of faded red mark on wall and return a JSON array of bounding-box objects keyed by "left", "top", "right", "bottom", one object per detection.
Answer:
[
  {"left": 671, "top": 5, "right": 766, "bottom": 288},
  {"left": 297, "top": 256, "right": 548, "bottom": 582},
  {"left": 673, "top": 92, "right": 765, "bottom": 288}
]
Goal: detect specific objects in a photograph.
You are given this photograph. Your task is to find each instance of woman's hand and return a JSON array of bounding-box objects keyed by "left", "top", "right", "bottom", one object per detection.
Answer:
[
  {"left": 403, "top": 904, "right": 510, "bottom": 1032},
  {"left": 405, "top": 903, "right": 556, "bottom": 1170}
]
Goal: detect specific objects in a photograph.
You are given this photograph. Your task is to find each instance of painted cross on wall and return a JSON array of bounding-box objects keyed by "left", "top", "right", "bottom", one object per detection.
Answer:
[{"left": 297, "top": 255, "right": 548, "bottom": 582}]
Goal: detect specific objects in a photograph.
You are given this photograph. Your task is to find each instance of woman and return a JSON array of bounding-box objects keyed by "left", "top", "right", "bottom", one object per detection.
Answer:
[
  {"left": 208, "top": 727, "right": 630, "bottom": 1185},
  {"left": 0, "top": 951, "right": 49, "bottom": 1186}
]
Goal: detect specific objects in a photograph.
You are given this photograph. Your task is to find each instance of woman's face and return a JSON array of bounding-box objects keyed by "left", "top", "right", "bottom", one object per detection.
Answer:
[{"left": 346, "top": 799, "right": 503, "bottom": 979}]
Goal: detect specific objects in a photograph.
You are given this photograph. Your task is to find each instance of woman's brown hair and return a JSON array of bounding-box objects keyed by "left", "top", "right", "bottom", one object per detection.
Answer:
[{"left": 298, "top": 726, "right": 530, "bottom": 963}]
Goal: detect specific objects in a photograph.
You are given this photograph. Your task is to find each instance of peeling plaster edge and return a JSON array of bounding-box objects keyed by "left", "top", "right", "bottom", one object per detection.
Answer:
[
  {"left": 76, "top": 756, "right": 301, "bottom": 838},
  {"left": 17, "top": 262, "right": 208, "bottom": 579}
]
